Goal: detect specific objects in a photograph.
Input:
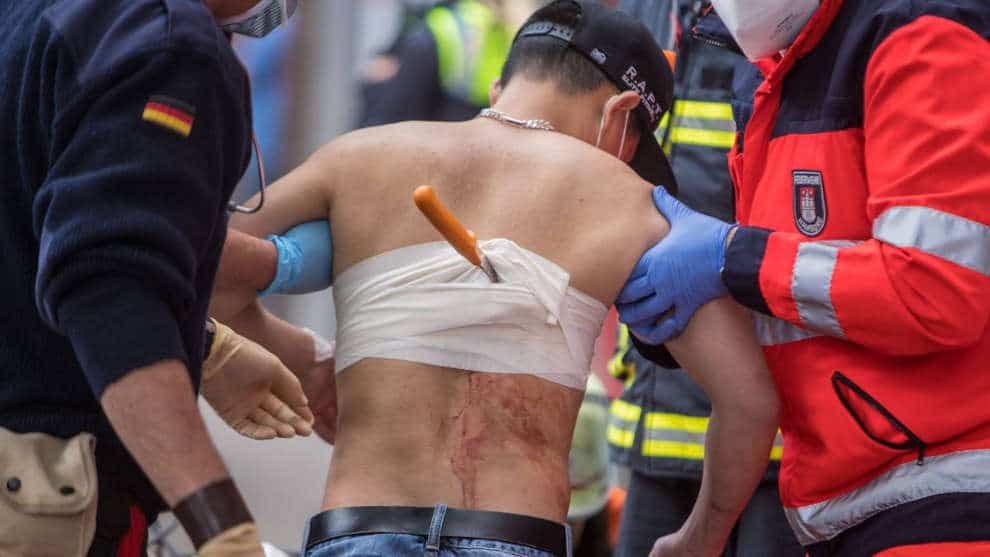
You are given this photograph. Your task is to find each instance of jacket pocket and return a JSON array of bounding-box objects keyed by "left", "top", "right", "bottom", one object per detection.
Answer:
[
  {"left": 831, "top": 372, "right": 927, "bottom": 464},
  {"left": 0, "top": 428, "right": 98, "bottom": 557}
]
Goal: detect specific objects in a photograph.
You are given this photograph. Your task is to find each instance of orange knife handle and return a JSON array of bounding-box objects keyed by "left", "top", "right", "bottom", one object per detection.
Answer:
[{"left": 413, "top": 185, "right": 482, "bottom": 266}]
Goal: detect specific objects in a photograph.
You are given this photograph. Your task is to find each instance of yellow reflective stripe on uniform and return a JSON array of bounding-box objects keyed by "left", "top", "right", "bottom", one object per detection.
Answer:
[
  {"left": 656, "top": 113, "right": 673, "bottom": 155},
  {"left": 472, "top": 27, "right": 509, "bottom": 105},
  {"left": 642, "top": 412, "right": 707, "bottom": 459},
  {"left": 425, "top": 7, "right": 464, "bottom": 91},
  {"left": 641, "top": 411, "right": 784, "bottom": 461},
  {"left": 644, "top": 412, "right": 708, "bottom": 433},
  {"left": 610, "top": 398, "right": 641, "bottom": 422},
  {"left": 607, "top": 425, "right": 636, "bottom": 448},
  {"left": 657, "top": 111, "right": 671, "bottom": 135},
  {"left": 673, "top": 100, "right": 734, "bottom": 120},
  {"left": 456, "top": 0, "right": 510, "bottom": 106},
  {"left": 607, "top": 324, "right": 636, "bottom": 385},
  {"left": 642, "top": 440, "right": 706, "bottom": 459},
  {"left": 662, "top": 99, "right": 736, "bottom": 149},
  {"left": 668, "top": 127, "right": 736, "bottom": 148},
  {"left": 607, "top": 398, "right": 641, "bottom": 449},
  {"left": 426, "top": 1, "right": 509, "bottom": 107},
  {"left": 645, "top": 442, "right": 783, "bottom": 460}
]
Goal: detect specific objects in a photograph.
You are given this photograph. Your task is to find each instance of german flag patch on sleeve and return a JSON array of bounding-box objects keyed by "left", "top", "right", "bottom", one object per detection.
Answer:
[{"left": 142, "top": 95, "right": 196, "bottom": 137}]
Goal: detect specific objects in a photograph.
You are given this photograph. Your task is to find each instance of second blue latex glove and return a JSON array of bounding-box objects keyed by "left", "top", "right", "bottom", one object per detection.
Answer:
[
  {"left": 259, "top": 220, "right": 333, "bottom": 296},
  {"left": 616, "top": 186, "right": 734, "bottom": 344}
]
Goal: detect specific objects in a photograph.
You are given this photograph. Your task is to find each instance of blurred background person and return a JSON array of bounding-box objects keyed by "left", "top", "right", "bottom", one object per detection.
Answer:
[
  {"left": 606, "top": 1, "right": 802, "bottom": 557},
  {"left": 568, "top": 376, "right": 614, "bottom": 557},
  {"left": 357, "top": 0, "right": 512, "bottom": 127},
  {"left": 357, "top": 0, "right": 553, "bottom": 127}
]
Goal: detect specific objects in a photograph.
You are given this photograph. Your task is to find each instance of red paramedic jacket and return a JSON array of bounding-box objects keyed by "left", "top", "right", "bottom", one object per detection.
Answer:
[{"left": 717, "top": 0, "right": 990, "bottom": 550}]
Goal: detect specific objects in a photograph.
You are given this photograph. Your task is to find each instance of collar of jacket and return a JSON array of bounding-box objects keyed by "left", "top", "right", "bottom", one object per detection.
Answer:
[{"left": 691, "top": 5, "right": 742, "bottom": 55}]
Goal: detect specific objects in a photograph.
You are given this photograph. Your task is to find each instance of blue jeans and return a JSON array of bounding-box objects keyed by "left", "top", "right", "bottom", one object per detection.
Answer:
[{"left": 302, "top": 504, "right": 567, "bottom": 557}]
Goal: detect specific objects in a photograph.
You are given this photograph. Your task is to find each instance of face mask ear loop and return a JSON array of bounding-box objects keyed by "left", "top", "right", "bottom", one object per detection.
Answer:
[
  {"left": 618, "top": 109, "right": 630, "bottom": 161},
  {"left": 594, "top": 110, "right": 607, "bottom": 149}
]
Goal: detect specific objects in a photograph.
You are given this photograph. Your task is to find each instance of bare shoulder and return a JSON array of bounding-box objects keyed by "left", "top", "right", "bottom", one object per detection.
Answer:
[
  {"left": 510, "top": 135, "right": 670, "bottom": 303},
  {"left": 552, "top": 136, "right": 670, "bottom": 250},
  {"left": 307, "top": 124, "right": 399, "bottom": 173},
  {"left": 307, "top": 121, "right": 456, "bottom": 189}
]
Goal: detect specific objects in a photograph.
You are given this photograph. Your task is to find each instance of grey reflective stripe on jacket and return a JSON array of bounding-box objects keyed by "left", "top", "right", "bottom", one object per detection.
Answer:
[
  {"left": 785, "top": 449, "right": 990, "bottom": 545},
  {"left": 758, "top": 204, "right": 990, "bottom": 346},
  {"left": 752, "top": 313, "right": 821, "bottom": 346},
  {"left": 874, "top": 206, "right": 990, "bottom": 278},
  {"left": 790, "top": 240, "right": 861, "bottom": 339}
]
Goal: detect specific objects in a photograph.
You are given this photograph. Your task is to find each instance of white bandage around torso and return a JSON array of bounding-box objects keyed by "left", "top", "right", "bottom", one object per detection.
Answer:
[{"left": 333, "top": 239, "right": 609, "bottom": 390}]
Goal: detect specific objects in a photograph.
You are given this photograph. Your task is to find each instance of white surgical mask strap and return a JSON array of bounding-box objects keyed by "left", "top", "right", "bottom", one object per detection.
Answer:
[
  {"left": 617, "top": 109, "right": 630, "bottom": 161},
  {"left": 595, "top": 111, "right": 606, "bottom": 149},
  {"left": 595, "top": 104, "right": 631, "bottom": 160}
]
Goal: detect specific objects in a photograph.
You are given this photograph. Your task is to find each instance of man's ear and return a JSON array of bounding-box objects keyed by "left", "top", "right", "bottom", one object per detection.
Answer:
[
  {"left": 602, "top": 90, "right": 642, "bottom": 162},
  {"left": 489, "top": 79, "right": 503, "bottom": 107}
]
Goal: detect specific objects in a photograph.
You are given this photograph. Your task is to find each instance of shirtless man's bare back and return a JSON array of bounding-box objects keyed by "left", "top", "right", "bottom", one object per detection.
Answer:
[{"left": 232, "top": 2, "right": 778, "bottom": 556}]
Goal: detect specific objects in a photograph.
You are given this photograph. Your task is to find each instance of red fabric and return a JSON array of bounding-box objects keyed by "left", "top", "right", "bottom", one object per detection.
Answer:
[
  {"left": 755, "top": 16, "right": 990, "bottom": 354},
  {"left": 736, "top": 10, "right": 990, "bottom": 510},
  {"left": 593, "top": 308, "right": 622, "bottom": 399},
  {"left": 873, "top": 541, "right": 990, "bottom": 556},
  {"left": 115, "top": 505, "right": 147, "bottom": 557}
]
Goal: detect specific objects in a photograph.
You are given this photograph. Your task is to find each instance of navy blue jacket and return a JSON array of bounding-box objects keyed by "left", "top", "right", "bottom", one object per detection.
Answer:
[{"left": 0, "top": 0, "right": 251, "bottom": 513}]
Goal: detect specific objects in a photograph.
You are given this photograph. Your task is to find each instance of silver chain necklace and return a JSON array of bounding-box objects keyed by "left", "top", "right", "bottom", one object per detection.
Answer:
[{"left": 478, "top": 108, "right": 555, "bottom": 131}]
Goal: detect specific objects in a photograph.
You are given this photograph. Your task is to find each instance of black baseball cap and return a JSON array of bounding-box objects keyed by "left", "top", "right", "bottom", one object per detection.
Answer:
[{"left": 514, "top": 0, "right": 677, "bottom": 194}]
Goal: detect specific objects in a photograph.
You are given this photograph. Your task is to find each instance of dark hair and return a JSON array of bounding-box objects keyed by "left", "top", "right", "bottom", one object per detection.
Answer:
[{"left": 499, "top": 35, "right": 612, "bottom": 95}]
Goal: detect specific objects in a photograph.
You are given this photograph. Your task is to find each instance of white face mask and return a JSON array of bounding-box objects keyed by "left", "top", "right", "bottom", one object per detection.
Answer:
[
  {"left": 710, "top": 0, "right": 819, "bottom": 61},
  {"left": 595, "top": 105, "right": 631, "bottom": 160},
  {"left": 220, "top": 0, "right": 298, "bottom": 38}
]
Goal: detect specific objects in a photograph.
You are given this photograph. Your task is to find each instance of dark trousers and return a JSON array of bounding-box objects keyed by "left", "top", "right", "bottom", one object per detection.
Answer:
[
  {"left": 614, "top": 472, "right": 803, "bottom": 557},
  {"left": 86, "top": 474, "right": 152, "bottom": 557},
  {"left": 573, "top": 507, "right": 612, "bottom": 557}
]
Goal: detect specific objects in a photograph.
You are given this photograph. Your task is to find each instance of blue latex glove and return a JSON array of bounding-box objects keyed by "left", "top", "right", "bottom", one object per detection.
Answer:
[
  {"left": 259, "top": 220, "right": 333, "bottom": 296},
  {"left": 616, "top": 186, "right": 735, "bottom": 344}
]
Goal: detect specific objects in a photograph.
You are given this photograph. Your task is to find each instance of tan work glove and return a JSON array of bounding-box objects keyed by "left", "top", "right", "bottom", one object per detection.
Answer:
[
  {"left": 197, "top": 523, "right": 265, "bottom": 557},
  {"left": 201, "top": 321, "right": 314, "bottom": 439}
]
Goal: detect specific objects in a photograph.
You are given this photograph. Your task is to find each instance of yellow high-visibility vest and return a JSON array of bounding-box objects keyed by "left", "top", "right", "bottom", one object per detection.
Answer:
[{"left": 425, "top": 0, "right": 512, "bottom": 107}]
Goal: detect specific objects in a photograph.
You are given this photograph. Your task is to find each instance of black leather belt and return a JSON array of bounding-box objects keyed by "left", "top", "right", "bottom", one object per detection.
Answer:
[{"left": 305, "top": 505, "right": 570, "bottom": 557}]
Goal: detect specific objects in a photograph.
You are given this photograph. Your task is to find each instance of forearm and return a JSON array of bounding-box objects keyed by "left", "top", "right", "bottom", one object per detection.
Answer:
[
  {"left": 681, "top": 407, "right": 777, "bottom": 556},
  {"left": 666, "top": 297, "right": 779, "bottom": 555},
  {"left": 217, "top": 229, "right": 279, "bottom": 291},
  {"left": 221, "top": 300, "right": 338, "bottom": 443},
  {"left": 211, "top": 230, "right": 278, "bottom": 321},
  {"left": 100, "top": 359, "right": 230, "bottom": 506},
  {"left": 222, "top": 300, "right": 318, "bottom": 373}
]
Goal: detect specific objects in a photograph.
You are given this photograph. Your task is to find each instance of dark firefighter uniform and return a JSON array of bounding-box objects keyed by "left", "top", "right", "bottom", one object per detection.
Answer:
[{"left": 608, "top": 1, "right": 799, "bottom": 556}]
